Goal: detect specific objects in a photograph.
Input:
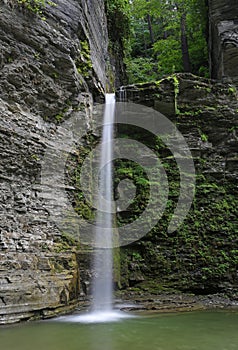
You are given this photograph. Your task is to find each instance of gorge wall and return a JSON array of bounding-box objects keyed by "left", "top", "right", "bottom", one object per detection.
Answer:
[
  {"left": 116, "top": 74, "right": 238, "bottom": 297},
  {"left": 209, "top": 0, "right": 238, "bottom": 84},
  {"left": 0, "top": 0, "right": 111, "bottom": 324},
  {"left": 0, "top": 0, "right": 238, "bottom": 325}
]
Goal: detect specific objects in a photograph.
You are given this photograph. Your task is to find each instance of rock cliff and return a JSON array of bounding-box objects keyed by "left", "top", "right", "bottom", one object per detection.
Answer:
[
  {"left": 116, "top": 73, "right": 238, "bottom": 296},
  {"left": 0, "top": 0, "right": 111, "bottom": 324},
  {"left": 1, "top": 0, "right": 238, "bottom": 325},
  {"left": 209, "top": 0, "right": 238, "bottom": 84}
]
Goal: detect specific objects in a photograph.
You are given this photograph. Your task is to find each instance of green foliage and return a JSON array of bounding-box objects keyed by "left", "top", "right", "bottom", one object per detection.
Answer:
[
  {"left": 228, "top": 86, "right": 237, "bottom": 95},
  {"left": 105, "top": 0, "right": 131, "bottom": 41},
  {"left": 126, "top": 0, "right": 209, "bottom": 82},
  {"left": 16, "top": 0, "right": 56, "bottom": 16},
  {"left": 200, "top": 133, "right": 208, "bottom": 142},
  {"left": 125, "top": 57, "right": 158, "bottom": 83},
  {"left": 154, "top": 39, "right": 183, "bottom": 75},
  {"left": 75, "top": 40, "right": 93, "bottom": 79},
  {"left": 170, "top": 74, "right": 180, "bottom": 114}
]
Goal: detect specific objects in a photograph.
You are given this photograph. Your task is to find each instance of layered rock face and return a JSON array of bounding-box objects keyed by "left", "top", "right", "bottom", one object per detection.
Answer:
[
  {"left": 0, "top": 0, "right": 110, "bottom": 324},
  {"left": 209, "top": 0, "right": 238, "bottom": 84},
  {"left": 116, "top": 74, "right": 238, "bottom": 295}
]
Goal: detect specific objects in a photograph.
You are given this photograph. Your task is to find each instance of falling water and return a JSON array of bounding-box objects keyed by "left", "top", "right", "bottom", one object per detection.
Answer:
[
  {"left": 92, "top": 93, "right": 115, "bottom": 313},
  {"left": 119, "top": 86, "right": 126, "bottom": 102},
  {"left": 56, "top": 93, "right": 133, "bottom": 323}
]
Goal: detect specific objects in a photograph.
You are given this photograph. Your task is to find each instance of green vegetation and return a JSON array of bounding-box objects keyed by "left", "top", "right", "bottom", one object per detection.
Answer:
[
  {"left": 66, "top": 136, "right": 98, "bottom": 224},
  {"left": 105, "top": 0, "right": 209, "bottom": 83},
  {"left": 104, "top": 0, "right": 131, "bottom": 86},
  {"left": 122, "top": 0, "right": 208, "bottom": 83},
  {"left": 125, "top": 57, "right": 158, "bottom": 84},
  {"left": 228, "top": 86, "right": 237, "bottom": 95},
  {"left": 75, "top": 40, "right": 93, "bottom": 79},
  {"left": 105, "top": 0, "right": 131, "bottom": 40},
  {"left": 119, "top": 142, "right": 238, "bottom": 292},
  {"left": 16, "top": 0, "right": 56, "bottom": 16},
  {"left": 200, "top": 133, "right": 208, "bottom": 142},
  {"left": 112, "top": 82, "right": 238, "bottom": 293}
]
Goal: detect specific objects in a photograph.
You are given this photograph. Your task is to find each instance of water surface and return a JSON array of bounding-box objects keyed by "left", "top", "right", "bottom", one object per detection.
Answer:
[{"left": 1, "top": 310, "right": 238, "bottom": 350}]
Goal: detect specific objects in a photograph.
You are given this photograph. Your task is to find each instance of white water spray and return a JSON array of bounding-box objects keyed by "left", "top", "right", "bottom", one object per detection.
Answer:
[
  {"left": 56, "top": 93, "right": 134, "bottom": 323},
  {"left": 92, "top": 93, "right": 115, "bottom": 312}
]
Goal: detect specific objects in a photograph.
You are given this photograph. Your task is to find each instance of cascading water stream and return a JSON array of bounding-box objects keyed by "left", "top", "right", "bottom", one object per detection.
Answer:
[
  {"left": 119, "top": 86, "right": 126, "bottom": 102},
  {"left": 92, "top": 93, "right": 115, "bottom": 312},
  {"left": 56, "top": 92, "right": 133, "bottom": 323}
]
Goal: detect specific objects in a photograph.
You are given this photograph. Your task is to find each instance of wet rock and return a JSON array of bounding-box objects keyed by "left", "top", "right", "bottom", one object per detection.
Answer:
[
  {"left": 209, "top": 0, "right": 238, "bottom": 85},
  {"left": 0, "top": 0, "right": 111, "bottom": 324},
  {"left": 116, "top": 73, "right": 238, "bottom": 297},
  {"left": 0, "top": 0, "right": 109, "bottom": 119}
]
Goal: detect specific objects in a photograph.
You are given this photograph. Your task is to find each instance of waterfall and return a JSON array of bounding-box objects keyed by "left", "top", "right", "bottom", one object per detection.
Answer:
[
  {"left": 119, "top": 86, "right": 126, "bottom": 102},
  {"left": 92, "top": 93, "right": 115, "bottom": 312},
  {"left": 57, "top": 93, "right": 133, "bottom": 322}
]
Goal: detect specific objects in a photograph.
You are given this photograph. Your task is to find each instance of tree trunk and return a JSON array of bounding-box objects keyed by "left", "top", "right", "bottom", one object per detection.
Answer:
[
  {"left": 147, "top": 14, "right": 155, "bottom": 44},
  {"left": 180, "top": 12, "right": 190, "bottom": 72}
]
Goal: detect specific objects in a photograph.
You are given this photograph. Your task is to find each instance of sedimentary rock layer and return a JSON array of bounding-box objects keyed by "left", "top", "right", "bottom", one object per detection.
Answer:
[
  {"left": 209, "top": 0, "right": 238, "bottom": 84},
  {"left": 0, "top": 0, "right": 109, "bottom": 324}
]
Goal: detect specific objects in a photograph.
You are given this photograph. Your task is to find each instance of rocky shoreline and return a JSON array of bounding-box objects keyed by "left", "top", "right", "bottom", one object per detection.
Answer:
[
  {"left": 116, "top": 292, "right": 238, "bottom": 314},
  {"left": 1, "top": 291, "right": 238, "bottom": 326},
  {"left": 75, "top": 290, "right": 238, "bottom": 315}
]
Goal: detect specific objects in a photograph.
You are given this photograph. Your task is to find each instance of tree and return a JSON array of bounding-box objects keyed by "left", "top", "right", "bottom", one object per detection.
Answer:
[
  {"left": 177, "top": 2, "right": 191, "bottom": 72},
  {"left": 126, "top": 0, "right": 208, "bottom": 82}
]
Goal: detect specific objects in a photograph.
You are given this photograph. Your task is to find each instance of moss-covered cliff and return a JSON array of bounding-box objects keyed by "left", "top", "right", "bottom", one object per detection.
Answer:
[{"left": 115, "top": 73, "right": 238, "bottom": 297}]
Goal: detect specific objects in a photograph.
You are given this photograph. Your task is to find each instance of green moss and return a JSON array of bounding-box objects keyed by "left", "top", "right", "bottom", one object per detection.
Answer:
[
  {"left": 51, "top": 71, "right": 59, "bottom": 79},
  {"left": 54, "top": 113, "right": 63, "bottom": 122},
  {"left": 16, "top": 0, "right": 56, "bottom": 17},
  {"left": 205, "top": 106, "right": 216, "bottom": 111},
  {"left": 66, "top": 134, "right": 99, "bottom": 225},
  {"left": 75, "top": 40, "right": 93, "bottom": 79},
  {"left": 156, "top": 74, "right": 180, "bottom": 114},
  {"left": 79, "top": 203, "right": 94, "bottom": 221},
  {"left": 195, "top": 85, "right": 211, "bottom": 93},
  {"left": 228, "top": 86, "right": 237, "bottom": 95},
  {"left": 31, "top": 154, "right": 39, "bottom": 161},
  {"left": 172, "top": 75, "right": 180, "bottom": 115},
  {"left": 45, "top": 105, "right": 71, "bottom": 124},
  {"left": 53, "top": 231, "right": 80, "bottom": 253},
  {"left": 200, "top": 133, "right": 208, "bottom": 142},
  {"left": 118, "top": 119, "right": 238, "bottom": 292}
]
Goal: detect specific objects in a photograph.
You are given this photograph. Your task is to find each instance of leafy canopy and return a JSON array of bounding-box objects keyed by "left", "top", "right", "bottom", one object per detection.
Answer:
[{"left": 125, "top": 0, "right": 208, "bottom": 83}]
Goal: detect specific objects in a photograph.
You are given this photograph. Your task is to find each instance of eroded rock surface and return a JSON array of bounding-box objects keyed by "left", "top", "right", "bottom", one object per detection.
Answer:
[
  {"left": 116, "top": 74, "right": 238, "bottom": 296},
  {"left": 209, "top": 0, "right": 238, "bottom": 84},
  {"left": 0, "top": 0, "right": 110, "bottom": 324},
  {"left": 0, "top": 0, "right": 108, "bottom": 119}
]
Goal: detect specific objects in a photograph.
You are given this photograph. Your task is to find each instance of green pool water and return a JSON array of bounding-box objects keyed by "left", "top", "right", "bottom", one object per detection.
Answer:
[{"left": 0, "top": 310, "right": 238, "bottom": 350}]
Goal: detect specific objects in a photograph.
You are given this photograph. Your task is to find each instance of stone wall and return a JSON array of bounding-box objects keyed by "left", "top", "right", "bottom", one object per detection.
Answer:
[
  {"left": 0, "top": 0, "right": 110, "bottom": 324},
  {"left": 116, "top": 73, "right": 238, "bottom": 295},
  {"left": 209, "top": 0, "right": 238, "bottom": 84}
]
